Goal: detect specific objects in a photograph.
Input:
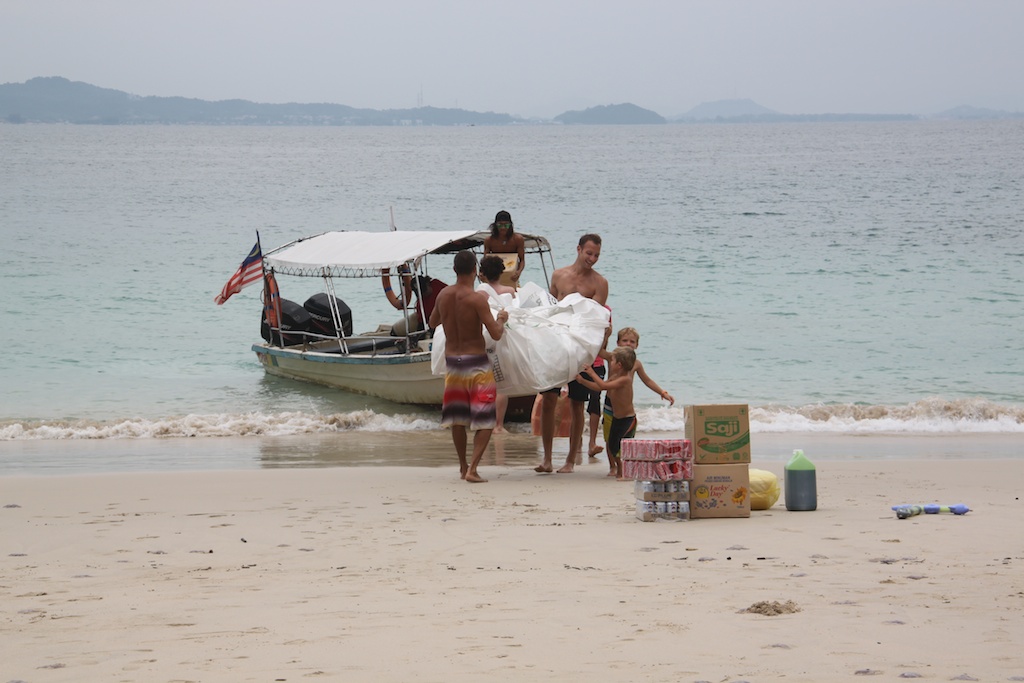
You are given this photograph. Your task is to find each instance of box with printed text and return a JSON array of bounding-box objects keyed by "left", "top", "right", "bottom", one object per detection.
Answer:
[
  {"left": 684, "top": 404, "right": 751, "bottom": 464},
  {"left": 690, "top": 463, "right": 751, "bottom": 519}
]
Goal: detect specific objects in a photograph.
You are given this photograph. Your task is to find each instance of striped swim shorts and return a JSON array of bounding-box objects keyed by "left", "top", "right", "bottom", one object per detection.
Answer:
[{"left": 441, "top": 354, "right": 498, "bottom": 430}]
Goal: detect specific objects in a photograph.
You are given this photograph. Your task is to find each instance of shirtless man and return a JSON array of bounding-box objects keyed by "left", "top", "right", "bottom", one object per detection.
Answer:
[
  {"left": 536, "top": 233, "right": 609, "bottom": 474},
  {"left": 483, "top": 210, "right": 526, "bottom": 287},
  {"left": 429, "top": 250, "right": 509, "bottom": 483}
]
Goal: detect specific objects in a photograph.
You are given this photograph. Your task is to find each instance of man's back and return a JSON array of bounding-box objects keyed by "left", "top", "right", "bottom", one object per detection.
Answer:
[
  {"left": 483, "top": 276, "right": 515, "bottom": 297},
  {"left": 435, "top": 283, "right": 489, "bottom": 355}
]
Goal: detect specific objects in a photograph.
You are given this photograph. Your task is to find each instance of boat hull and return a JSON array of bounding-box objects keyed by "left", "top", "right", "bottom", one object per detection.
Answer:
[
  {"left": 253, "top": 343, "right": 443, "bottom": 405},
  {"left": 253, "top": 343, "right": 537, "bottom": 420}
]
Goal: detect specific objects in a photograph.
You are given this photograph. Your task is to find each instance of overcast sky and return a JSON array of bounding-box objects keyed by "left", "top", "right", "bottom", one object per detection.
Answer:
[{"left": 3, "top": 0, "right": 1022, "bottom": 118}]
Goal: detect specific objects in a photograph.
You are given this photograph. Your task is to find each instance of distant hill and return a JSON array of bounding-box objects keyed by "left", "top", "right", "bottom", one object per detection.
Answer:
[
  {"left": 3, "top": 77, "right": 1019, "bottom": 126},
  {"left": 0, "top": 77, "right": 521, "bottom": 126},
  {"left": 675, "top": 98, "right": 777, "bottom": 121},
  {"left": 554, "top": 103, "right": 665, "bottom": 125},
  {"left": 932, "top": 105, "right": 1024, "bottom": 120},
  {"left": 671, "top": 98, "right": 920, "bottom": 123}
]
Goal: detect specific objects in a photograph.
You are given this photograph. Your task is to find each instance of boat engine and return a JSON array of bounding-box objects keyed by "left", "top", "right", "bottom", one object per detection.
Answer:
[
  {"left": 261, "top": 299, "right": 312, "bottom": 346},
  {"left": 304, "top": 293, "right": 353, "bottom": 337}
]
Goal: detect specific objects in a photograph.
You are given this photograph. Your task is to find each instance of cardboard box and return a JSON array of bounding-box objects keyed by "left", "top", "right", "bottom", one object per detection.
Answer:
[
  {"left": 497, "top": 254, "right": 520, "bottom": 288},
  {"left": 690, "top": 463, "right": 751, "bottom": 518},
  {"left": 634, "top": 480, "right": 690, "bottom": 502},
  {"left": 684, "top": 404, "right": 751, "bottom": 464}
]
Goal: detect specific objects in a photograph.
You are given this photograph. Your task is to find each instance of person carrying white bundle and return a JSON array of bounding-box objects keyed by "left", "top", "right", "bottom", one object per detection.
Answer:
[
  {"left": 477, "top": 255, "right": 517, "bottom": 432},
  {"left": 430, "top": 274, "right": 611, "bottom": 424}
]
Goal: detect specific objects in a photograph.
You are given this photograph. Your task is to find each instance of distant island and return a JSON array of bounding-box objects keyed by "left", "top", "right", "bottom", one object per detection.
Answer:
[
  {"left": 555, "top": 103, "right": 666, "bottom": 125},
  {"left": 669, "top": 98, "right": 919, "bottom": 123},
  {"left": 0, "top": 77, "right": 519, "bottom": 126},
  {"left": 2, "top": 77, "right": 1021, "bottom": 126}
]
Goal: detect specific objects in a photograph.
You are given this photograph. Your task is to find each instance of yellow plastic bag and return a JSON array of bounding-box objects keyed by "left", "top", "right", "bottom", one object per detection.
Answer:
[{"left": 749, "top": 468, "right": 780, "bottom": 510}]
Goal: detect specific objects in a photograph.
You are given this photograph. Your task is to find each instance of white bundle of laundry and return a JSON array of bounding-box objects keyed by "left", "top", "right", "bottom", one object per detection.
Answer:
[{"left": 430, "top": 281, "right": 611, "bottom": 397}]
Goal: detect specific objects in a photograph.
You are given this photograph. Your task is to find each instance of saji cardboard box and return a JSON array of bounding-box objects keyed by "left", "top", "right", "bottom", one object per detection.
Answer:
[
  {"left": 684, "top": 404, "right": 751, "bottom": 465},
  {"left": 690, "top": 463, "right": 751, "bottom": 519}
]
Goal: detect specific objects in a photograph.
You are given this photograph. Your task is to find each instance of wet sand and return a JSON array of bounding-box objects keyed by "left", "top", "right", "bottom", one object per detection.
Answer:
[
  {"left": 2, "top": 434, "right": 1023, "bottom": 681},
  {"left": 1, "top": 431, "right": 1021, "bottom": 476}
]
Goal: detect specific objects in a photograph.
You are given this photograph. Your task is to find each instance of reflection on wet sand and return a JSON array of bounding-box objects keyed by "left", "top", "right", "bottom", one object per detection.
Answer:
[
  {"left": 3, "top": 432, "right": 1020, "bottom": 477},
  {"left": 257, "top": 430, "right": 551, "bottom": 470}
]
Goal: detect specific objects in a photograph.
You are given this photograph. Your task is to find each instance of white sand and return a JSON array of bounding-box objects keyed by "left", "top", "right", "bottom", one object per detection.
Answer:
[{"left": 2, "top": 444, "right": 1023, "bottom": 681}]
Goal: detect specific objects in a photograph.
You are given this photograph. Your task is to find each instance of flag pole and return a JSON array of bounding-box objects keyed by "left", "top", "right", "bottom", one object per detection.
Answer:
[{"left": 256, "top": 230, "right": 263, "bottom": 271}]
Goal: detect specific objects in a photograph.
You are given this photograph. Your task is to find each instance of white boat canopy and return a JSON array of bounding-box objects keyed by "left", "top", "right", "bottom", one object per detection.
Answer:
[{"left": 263, "top": 229, "right": 551, "bottom": 278}]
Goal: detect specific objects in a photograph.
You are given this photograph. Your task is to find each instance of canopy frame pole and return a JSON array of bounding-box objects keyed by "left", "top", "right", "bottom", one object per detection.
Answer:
[{"left": 319, "top": 270, "right": 350, "bottom": 353}]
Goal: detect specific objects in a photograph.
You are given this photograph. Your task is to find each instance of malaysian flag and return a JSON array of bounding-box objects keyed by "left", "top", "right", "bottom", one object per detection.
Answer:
[{"left": 214, "top": 240, "right": 263, "bottom": 305}]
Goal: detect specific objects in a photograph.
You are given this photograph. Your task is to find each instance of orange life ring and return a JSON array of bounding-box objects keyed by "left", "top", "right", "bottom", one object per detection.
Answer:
[{"left": 262, "top": 270, "right": 282, "bottom": 330}]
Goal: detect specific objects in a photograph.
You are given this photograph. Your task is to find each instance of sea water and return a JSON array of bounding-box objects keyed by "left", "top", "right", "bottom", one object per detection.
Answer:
[{"left": 1, "top": 121, "right": 1023, "bottom": 456}]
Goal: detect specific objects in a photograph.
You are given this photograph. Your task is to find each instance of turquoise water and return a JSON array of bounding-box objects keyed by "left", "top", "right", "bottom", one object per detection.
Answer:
[{"left": 1, "top": 121, "right": 1022, "bottom": 448}]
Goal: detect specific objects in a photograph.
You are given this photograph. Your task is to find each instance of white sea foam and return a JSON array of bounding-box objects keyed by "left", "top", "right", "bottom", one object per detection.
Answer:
[
  {"left": 0, "top": 410, "right": 439, "bottom": 441},
  {"left": 640, "top": 397, "right": 1024, "bottom": 434},
  {"left": 3, "top": 398, "right": 1021, "bottom": 441},
  {"left": 751, "top": 397, "right": 1024, "bottom": 433}
]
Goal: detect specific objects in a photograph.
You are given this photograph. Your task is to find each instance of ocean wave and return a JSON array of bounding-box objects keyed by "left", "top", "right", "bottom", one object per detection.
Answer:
[
  {"left": 2, "top": 398, "right": 1021, "bottom": 441},
  {"left": 0, "top": 410, "right": 440, "bottom": 441},
  {"left": 636, "top": 397, "right": 1024, "bottom": 434},
  {"left": 749, "top": 397, "right": 1024, "bottom": 433}
]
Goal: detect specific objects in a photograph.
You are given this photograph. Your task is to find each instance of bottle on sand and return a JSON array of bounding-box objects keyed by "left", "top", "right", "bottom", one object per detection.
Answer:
[{"left": 785, "top": 449, "right": 817, "bottom": 511}]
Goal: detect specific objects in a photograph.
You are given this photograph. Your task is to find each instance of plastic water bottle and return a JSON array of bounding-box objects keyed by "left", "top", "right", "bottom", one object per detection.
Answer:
[{"left": 785, "top": 449, "right": 817, "bottom": 511}]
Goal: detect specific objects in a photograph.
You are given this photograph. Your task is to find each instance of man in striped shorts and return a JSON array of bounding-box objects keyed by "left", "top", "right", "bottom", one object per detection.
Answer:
[{"left": 429, "top": 250, "right": 509, "bottom": 482}]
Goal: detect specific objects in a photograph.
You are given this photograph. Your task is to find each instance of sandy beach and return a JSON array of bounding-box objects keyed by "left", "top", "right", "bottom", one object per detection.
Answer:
[{"left": 2, "top": 436, "right": 1023, "bottom": 682}]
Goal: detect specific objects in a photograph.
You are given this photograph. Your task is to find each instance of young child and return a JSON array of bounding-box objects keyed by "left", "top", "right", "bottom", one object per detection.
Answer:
[
  {"left": 576, "top": 346, "right": 637, "bottom": 479},
  {"left": 599, "top": 327, "right": 676, "bottom": 452}
]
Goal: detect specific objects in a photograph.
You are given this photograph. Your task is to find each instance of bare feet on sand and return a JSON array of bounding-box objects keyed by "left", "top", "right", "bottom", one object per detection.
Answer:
[
  {"left": 465, "top": 472, "right": 488, "bottom": 483},
  {"left": 534, "top": 465, "right": 553, "bottom": 474},
  {"left": 589, "top": 446, "right": 604, "bottom": 457},
  {"left": 557, "top": 463, "right": 575, "bottom": 474}
]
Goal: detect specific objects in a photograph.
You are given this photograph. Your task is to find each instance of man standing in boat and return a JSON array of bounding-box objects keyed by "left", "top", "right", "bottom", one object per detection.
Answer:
[
  {"left": 428, "top": 250, "right": 509, "bottom": 483},
  {"left": 536, "top": 233, "right": 609, "bottom": 474},
  {"left": 483, "top": 209, "right": 526, "bottom": 288}
]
